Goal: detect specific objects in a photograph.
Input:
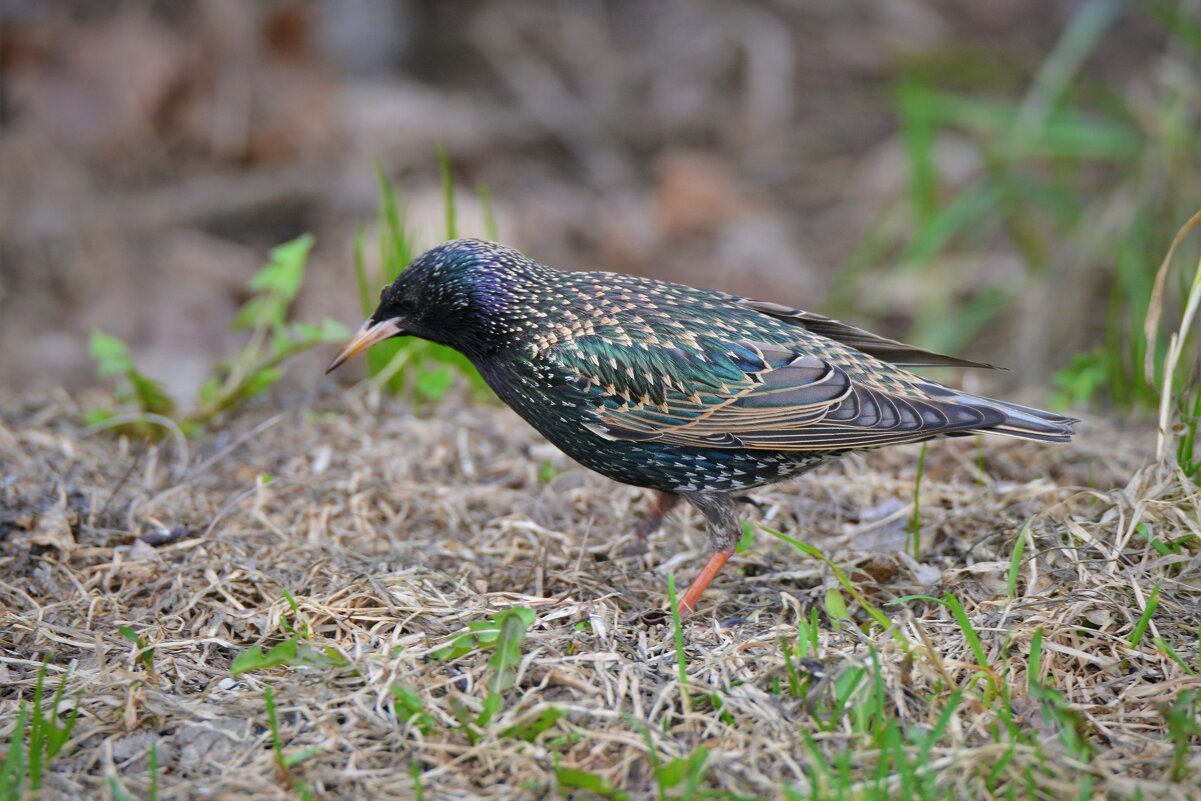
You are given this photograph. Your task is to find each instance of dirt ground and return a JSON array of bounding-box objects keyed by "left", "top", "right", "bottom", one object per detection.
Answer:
[{"left": 2, "top": 385, "right": 1199, "bottom": 800}]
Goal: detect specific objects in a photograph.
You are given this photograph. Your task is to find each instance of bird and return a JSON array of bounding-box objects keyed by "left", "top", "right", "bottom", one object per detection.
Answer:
[{"left": 327, "top": 239, "right": 1075, "bottom": 617}]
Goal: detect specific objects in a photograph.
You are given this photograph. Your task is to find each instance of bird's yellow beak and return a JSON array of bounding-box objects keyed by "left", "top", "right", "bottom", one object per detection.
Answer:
[{"left": 325, "top": 317, "right": 403, "bottom": 374}]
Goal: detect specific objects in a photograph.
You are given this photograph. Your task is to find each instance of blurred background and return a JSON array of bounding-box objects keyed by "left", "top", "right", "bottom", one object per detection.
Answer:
[{"left": 2, "top": 0, "right": 1199, "bottom": 414}]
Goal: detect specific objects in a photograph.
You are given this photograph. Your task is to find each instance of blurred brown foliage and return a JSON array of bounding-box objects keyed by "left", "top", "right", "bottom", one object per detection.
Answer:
[{"left": 0, "top": 0, "right": 1176, "bottom": 402}]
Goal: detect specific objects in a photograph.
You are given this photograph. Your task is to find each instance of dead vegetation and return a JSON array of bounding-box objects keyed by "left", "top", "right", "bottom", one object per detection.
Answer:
[{"left": 1, "top": 385, "right": 1198, "bottom": 800}]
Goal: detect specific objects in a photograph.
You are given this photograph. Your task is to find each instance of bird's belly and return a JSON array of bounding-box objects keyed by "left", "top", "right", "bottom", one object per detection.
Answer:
[
  {"left": 561, "top": 438, "right": 835, "bottom": 493},
  {"left": 477, "top": 359, "right": 835, "bottom": 492},
  {"left": 512, "top": 388, "right": 828, "bottom": 491}
]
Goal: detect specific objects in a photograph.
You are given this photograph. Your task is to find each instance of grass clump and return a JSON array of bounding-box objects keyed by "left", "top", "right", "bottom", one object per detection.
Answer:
[
  {"left": 351, "top": 151, "right": 495, "bottom": 403},
  {"left": 264, "top": 686, "right": 321, "bottom": 801},
  {"left": 0, "top": 661, "right": 80, "bottom": 801},
  {"left": 230, "top": 590, "right": 349, "bottom": 678},
  {"left": 434, "top": 606, "right": 538, "bottom": 741}
]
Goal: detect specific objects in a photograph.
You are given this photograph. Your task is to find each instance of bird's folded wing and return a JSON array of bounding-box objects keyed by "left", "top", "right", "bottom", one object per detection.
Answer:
[
  {"left": 551, "top": 336, "right": 1002, "bottom": 451},
  {"left": 736, "top": 299, "right": 996, "bottom": 369}
]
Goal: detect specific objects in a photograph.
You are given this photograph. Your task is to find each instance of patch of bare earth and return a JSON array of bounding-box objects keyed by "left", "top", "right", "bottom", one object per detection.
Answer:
[{"left": 1, "top": 388, "right": 1198, "bottom": 800}]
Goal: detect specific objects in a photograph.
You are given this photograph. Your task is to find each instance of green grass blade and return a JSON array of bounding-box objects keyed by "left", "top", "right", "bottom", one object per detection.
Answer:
[
  {"left": 107, "top": 775, "right": 136, "bottom": 801},
  {"left": 944, "top": 593, "right": 995, "bottom": 691},
  {"left": 919, "top": 690, "right": 962, "bottom": 764},
  {"left": 631, "top": 720, "right": 667, "bottom": 801},
  {"left": 1154, "top": 637, "right": 1195, "bottom": 676},
  {"left": 1129, "top": 580, "right": 1162, "bottom": 647},
  {"left": 375, "top": 165, "right": 409, "bottom": 282},
  {"left": 477, "top": 181, "right": 498, "bottom": 241},
  {"left": 149, "top": 739, "right": 159, "bottom": 801},
  {"left": 29, "top": 663, "right": 45, "bottom": 791},
  {"left": 412, "top": 758, "right": 425, "bottom": 801},
  {"left": 1015, "top": 0, "right": 1124, "bottom": 140},
  {"left": 283, "top": 744, "right": 324, "bottom": 768},
  {"left": 667, "top": 573, "right": 689, "bottom": 704},
  {"left": 1008, "top": 524, "right": 1029, "bottom": 600},
  {"left": 487, "top": 607, "right": 535, "bottom": 693},
  {"left": 0, "top": 703, "right": 27, "bottom": 801},
  {"left": 264, "top": 686, "right": 288, "bottom": 781},
  {"left": 353, "top": 226, "right": 372, "bottom": 317},
  {"left": 899, "top": 180, "right": 1000, "bottom": 267},
  {"left": 898, "top": 75, "right": 938, "bottom": 225},
  {"left": 437, "top": 143, "right": 457, "bottom": 240},
  {"left": 756, "top": 522, "right": 906, "bottom": 648},
  {"left": 1029, "top": 627, "right": 1044, "bottom": 691}
]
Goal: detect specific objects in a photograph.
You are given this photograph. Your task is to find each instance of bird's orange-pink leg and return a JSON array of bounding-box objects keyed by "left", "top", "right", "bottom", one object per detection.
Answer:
[{"left": 677, "top": 546, "right": 735, "bottom": 618}]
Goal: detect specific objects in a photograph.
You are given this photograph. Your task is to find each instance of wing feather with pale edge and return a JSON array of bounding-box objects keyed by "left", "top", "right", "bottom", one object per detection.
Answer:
[
  {"left": 736, "top": 299, "right": 997, "bottom": 369},
  {"left": 550, "top": 336, "right": 1004, "bottom": 451}
]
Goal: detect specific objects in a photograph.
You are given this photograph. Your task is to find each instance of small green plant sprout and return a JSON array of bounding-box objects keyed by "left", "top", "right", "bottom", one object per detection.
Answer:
[
  {"left": 631, "top": 719, "right": 712, "bottom": 801},
  {"left": 197, "top": 235, "right": 350, "bottom": 423},
  {"left": 431, "top": 607, "right": 536, "bottom": 735},
  {"left": 89, "top": 234, "right": 350, "bottom": 438},
  {"left": 1127, "top": 579, "right": 1162, "bottom": 649},
  {"left": 1007, "top": 523, "right": 1030, "bottom": 600},
  {"left": 553, "top": 756, "right": 630, "bottom": 801},
  {"left": 943, "top": 592, "right": 1000, "bottom": 696},
  {"left": 0, "top": 659, "right": 81, "bottom": 801},
  {"left": 734, "top": 518, "right": 755, "bottom": 554},
  {"left": 499, "top": 706, "right": 566, "bottom": 742},
  {"left": 230, "top": 637, "right": 348, "bottom": 678},
  {"left": 430, "top": 606, "right": 536, "bottom": 665},
  {"left": 536, "top": 459, "right": 559, "bottom": 483},
  {"left": 653, "top": 745, "right": 709, "bottom": 800},
  {"left": 1161, "top": 689, "right": 1200, "bottom": 783},
  {"left": 264, "top": 686, "right": 321, "bottom": 800},
  {"left": 824, "top": 587, "right": 851, "bottom": 629},
  {"left": 229, "top": 591, "right": 348, "bottom": 678},
  {"left": 279, "top": 588, "right": 309, "bottom": 640},
  {"left": 1027, "top": 628, "right": 1095, "bottom": 761},
  {"left": 411, "top": 758, "right": 426, "bottom": 801},
  {"left": 86, "top": 333, "right": 176, "bottom": 438},
  {"left": 391, "top": 685, "right": 437, "bottom": 735},
  {"left": 777, "top": 636, "right": 805, "bottom": 698},
  {"left": 757, "top": 522, "right": 905, "bottom": 647},
  {"left": 485, "top": 607, "right": 535, "bottom": 693},
  {"left": 118, "top": 625, "right": 157, "bottom": 681}
]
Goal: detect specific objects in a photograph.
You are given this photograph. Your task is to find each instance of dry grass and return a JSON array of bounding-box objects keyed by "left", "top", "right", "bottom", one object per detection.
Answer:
[{"left": 1, "top": 386, "right": 1199, "bottom": 800}]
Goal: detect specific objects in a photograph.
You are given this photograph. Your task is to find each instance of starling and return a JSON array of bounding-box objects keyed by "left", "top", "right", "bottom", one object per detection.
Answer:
[{"left": 327, "top": 239, "right": 1075, "bottom": 617}]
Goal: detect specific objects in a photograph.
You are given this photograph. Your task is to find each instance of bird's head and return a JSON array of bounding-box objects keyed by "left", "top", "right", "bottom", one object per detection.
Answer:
[{"left": 326, "top": 238, "right": 544, "bottom": 372}]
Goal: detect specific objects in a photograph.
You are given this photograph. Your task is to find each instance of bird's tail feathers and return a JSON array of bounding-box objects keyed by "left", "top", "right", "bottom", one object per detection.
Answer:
[{"left": 957, "top": 395, "right": 1077, "bottom": 443}]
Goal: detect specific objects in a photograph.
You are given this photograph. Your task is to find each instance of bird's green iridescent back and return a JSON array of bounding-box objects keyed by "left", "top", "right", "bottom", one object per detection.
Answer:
[{"left": 520, "top": 269, "right": 935, "bottom": 399}]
